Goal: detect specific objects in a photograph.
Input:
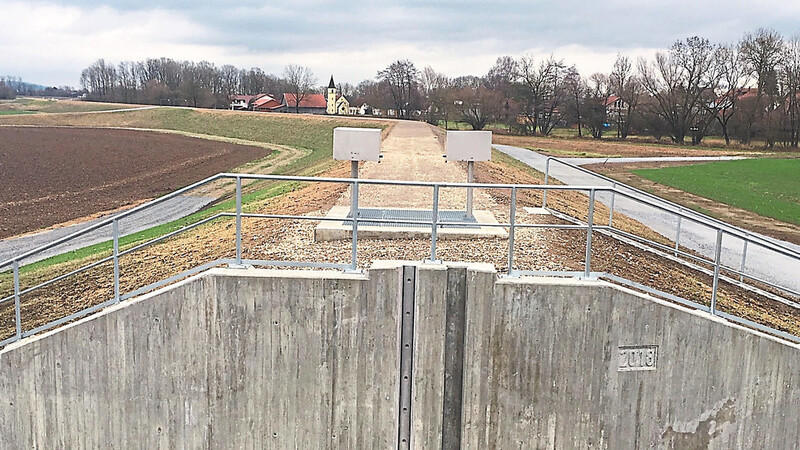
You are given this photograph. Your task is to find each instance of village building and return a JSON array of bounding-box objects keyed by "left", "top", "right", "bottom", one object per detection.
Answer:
[{"left": 326, "top": 76, "right": 352, "bottom": 115}]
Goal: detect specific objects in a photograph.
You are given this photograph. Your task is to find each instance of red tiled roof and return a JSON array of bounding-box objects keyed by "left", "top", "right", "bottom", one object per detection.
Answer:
[
  {"left": 253, "top": 95, "right": 282, "bottom": 110},
  {"left": 283, "top": 93, "right": 327, "bottom": 109},
  {"left": 604, "top": 95, "right": 620, "bottom": 106}
]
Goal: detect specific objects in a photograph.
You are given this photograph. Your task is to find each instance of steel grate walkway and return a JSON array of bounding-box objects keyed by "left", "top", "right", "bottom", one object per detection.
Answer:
[{"left": 345, "top": 208, "right": 480, "bottom": 229}]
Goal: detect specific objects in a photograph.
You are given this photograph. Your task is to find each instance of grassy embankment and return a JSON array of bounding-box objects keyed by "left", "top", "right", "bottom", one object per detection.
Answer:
[
  {"left": 0, "top": 98, "right": 136, "bottom": 114},
  {"left": 0, "top": 107, "right": 389, "bottom": 288},
  {"left": 633, "top": 159, "right": 800, "bottom": 226}
]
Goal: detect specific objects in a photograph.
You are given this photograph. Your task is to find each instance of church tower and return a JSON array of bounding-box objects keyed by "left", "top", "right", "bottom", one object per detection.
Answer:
[{"left": 326, "top": 75, "right": 337, "bottom": 115}]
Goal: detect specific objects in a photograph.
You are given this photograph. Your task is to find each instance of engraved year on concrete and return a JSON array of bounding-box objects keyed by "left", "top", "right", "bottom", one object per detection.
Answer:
[{"left": 618, "top": 345, "right": 658, "bottom": 372}]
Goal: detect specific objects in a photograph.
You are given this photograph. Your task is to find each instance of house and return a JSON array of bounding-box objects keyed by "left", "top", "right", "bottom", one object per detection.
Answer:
[
  {"left": 230, "top": 94, "right": 258, "bottom": 110},
  {"left": 282, "top": 93, "right": 328, "bottom": 114},
  {"left": 252, "top": 95, "right": 283, "bottom": 112},
  {"left": 604, "top": 95, "right": 628, "bottom": 116}
]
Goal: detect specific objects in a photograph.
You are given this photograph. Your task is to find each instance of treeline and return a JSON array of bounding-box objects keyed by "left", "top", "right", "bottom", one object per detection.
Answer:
[
  {"left": 0, "top": 76, "right": 79, "bottom": 99},
  {"left": 79, "top": 28, "right": 800, "bottom": 147},
  {"left": 79, "top": 58, "right": 295, "bottom": 108}
]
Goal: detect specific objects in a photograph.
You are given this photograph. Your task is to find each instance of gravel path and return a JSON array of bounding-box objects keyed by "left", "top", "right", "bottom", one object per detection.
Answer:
[
  {"left": 339, "top": 121, "right": 498, "bottom": 211},
  {"left": 494, "top": 144, "right": 800, "bottom": 293}
]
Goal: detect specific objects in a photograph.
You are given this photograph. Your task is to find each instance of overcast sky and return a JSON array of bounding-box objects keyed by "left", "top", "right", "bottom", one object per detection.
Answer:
[{"left": 2, "top": 0, "right": 800, "bottom": 88}]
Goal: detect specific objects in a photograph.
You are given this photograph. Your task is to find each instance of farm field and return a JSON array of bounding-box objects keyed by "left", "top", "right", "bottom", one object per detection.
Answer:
[
  {"left": 0, "top": 106, "right": 390, "bottom": 175},
  {"left": 0, "top": 98, "right": 141, "bottom": 114},
  {"left": 0, "top": 126, "right": 271, "bottom": 239},
  {"left": 632, "top": 159, "right": 800, "bottom": 226}
]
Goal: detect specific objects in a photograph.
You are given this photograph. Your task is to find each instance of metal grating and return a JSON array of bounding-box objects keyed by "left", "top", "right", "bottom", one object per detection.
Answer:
[{"left": 345, "top": 208, "right": 480, "bottom": 229}]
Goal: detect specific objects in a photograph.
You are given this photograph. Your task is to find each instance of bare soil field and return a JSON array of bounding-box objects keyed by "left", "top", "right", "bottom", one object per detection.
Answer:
[
  {"left": 0, "top": 126, "right": 270, "bottom": 239},
  {"left": 493, "top": 134, "right": 764, "bottom": 158},
  {"left": 586, "top": 161, "right": 800, "bottom": 245}
]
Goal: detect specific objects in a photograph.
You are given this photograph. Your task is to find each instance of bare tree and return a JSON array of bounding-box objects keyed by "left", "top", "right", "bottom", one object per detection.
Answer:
[
  {"left": 712, "top": 45, "right": 750, "bottom": 145},
  {"left": 739, "top": 29, "right": 784, "bottom": 144},
  {"left": 283, "top": 64, "right": 317, "bottom": 113},
  {"left": 419, "top": 66, "right": 449, "bottom": 124},
  {"left": 780, "top": 36, "right": 800, "bottom": 147},
  {"left": 454, "top": 85, "right": 503, "bottom": 130},
  {"left": 377, "top": 60, "right": 419, "bottom": 119},
  {"left": 515, "top": 55, "right": 567, "bottom": 135},
  {"left": 486, "top": 56, "right": 518, "bottom": 126},
  {"left": 584, "top": 73, "right": 611, "bottom": 139},
  {"left": 562, "top": 67, "right": 585, "bottom": 137},
  {"left": 609, "top": 55, "right": 642, "bottom": 138},
  {"left": 638, "top": 37, "right": 722, "bottom": 145}
]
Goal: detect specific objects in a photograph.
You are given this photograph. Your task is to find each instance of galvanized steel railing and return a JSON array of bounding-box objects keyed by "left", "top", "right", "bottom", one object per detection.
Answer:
[{"left": 1, "top": 171, "right": 799, "bottom": 348}]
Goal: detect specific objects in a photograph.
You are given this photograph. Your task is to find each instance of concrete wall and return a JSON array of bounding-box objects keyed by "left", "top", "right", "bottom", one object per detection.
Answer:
[
  {"left": 461, "top": 275, "right": 800, "bottom": 449},
  {"left": 1, "top": 261, "right": 799, "bottom": 449},
  {"left": 0, "top": 267, "right": 403, "bottom": 448}
]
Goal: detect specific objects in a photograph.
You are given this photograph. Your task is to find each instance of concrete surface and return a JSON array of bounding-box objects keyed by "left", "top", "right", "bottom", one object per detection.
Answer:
[
  {"left": 494, "top": 144, "right": 800, "bottom": 293},
  {"left": 1, "top": 262, "right": 798, "bottom": 448},
  {"left": 462, "top": 273, "right": 800, "bottom": 449},
  {"left": 314, "top": 206, "right": 507, "bottom": 241},
  {"left": 0, "top": 195, "right": 215, "bottom": 265},
  {"left": 0, "top": 266, "right": 401, "bottom": 448}
]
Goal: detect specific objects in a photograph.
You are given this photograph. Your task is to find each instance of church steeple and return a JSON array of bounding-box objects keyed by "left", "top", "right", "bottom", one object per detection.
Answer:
[{"left": 327, "top": 75, "right": 337, "bottom": 114}]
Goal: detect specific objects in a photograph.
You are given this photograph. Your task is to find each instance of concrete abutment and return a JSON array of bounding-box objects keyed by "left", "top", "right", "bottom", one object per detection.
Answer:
[{"left": 1, "top": 261, "right": 798, "bottom": 448}]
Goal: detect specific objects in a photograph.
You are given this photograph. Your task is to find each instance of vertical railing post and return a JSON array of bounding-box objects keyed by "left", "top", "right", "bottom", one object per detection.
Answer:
[
  {"left": 235, "top": 176, "right": 243, "bottom": 265},
  {"left": 350, "top": 180, "right": 359, "bottom": 271},
  {"left": 542, "top": 158, "right": 550, "bottom": 208},
  {"left": 113, "top": 218, "right": 120, "bottom": 303},
  {"left": 507, "top": 187, "right": 517, "bottom": 276},
  {"left": 674, "top": 207, "right": 683, "bottom": 256},
  {"left": 466, "top": 161, "right": 474, "bottom": 218},
  {"left": 710, "top": 229, "right": 723, "bottom": 315},
  {"left": 608, "top": 183, "right": 616, "bottom": 227},
  {"left": 13, "top": 260, "right": 21, "bottom": 341},
  {"left": 430, "top": 185, "right": 440, "bottom": 262},
  {"left": 584, "top": 189, "right": 595, "bottom": 279},
  {"left": 739, "top": 237, "right": 749, "bottom": 283}
]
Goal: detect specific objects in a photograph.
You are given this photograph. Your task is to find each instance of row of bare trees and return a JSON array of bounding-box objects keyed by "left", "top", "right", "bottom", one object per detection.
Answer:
[
  {"left": 78, "top": 28, "right": 800, "bottom": 147},
  {"left": 80, "top": 58, "right": 305, "bottom": 108}
]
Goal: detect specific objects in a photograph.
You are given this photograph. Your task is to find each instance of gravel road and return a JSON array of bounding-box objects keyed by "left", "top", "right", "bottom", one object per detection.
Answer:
[
  {"left": 494, "top": 144, "right": 800, "bottom": 293},
  {"left": 0, "top": 195, "right": 215, "bottom": 266}
]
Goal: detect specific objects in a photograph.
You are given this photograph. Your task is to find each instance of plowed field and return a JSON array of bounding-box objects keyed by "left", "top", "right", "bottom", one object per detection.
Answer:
[{"left": 0, "top": 126, "right": 270, "bottom": 238}]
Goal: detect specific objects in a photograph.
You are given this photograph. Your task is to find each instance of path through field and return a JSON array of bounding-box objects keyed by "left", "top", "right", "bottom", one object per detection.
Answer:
[
  {"left": 338, "top": 121, "right": 497, "bottom": 211},
  {"left": 494, "top": 144, "right": 800, "bottom": 293}
]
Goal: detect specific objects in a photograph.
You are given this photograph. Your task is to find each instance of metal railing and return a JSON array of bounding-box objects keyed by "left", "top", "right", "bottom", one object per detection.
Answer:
[
  {"left": 543, "top": 156, "right": 800, "bottom": 264},
  {"left": 1, "top": 172, "right": 799, "bottom": 348}
]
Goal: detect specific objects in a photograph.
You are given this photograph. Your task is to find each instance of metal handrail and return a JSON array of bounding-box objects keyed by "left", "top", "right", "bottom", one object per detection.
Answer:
[
  {"left": 542, "top": 156, "right": 800, "bottom": 261},
  {"left": 2, "top": 173, "right": 799, "bottom": 347}
]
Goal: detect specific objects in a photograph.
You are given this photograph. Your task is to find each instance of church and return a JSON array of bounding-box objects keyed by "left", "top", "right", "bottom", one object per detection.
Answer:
[{"left": 326, "top": 76, "right": 351, "bottom": 115}]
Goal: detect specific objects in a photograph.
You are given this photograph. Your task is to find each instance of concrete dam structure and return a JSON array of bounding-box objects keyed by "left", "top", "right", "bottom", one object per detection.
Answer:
[{"left": 1, "top": 261, "right": 798, "bottom": 448}]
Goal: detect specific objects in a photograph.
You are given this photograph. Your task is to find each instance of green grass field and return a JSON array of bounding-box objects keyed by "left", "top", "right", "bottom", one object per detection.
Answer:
[{"left": 632, "top": 159, "right": 800, "bottom": 225}]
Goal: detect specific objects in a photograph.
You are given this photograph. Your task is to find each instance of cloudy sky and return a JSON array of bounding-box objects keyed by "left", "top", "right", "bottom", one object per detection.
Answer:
[{"left": 2, "top": 0, "right": 799, "bottom": 88}]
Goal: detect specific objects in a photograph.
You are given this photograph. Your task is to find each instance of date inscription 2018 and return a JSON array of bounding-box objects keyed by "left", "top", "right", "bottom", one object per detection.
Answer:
[{"left": 618, "top": 345, "right": 658, "bottom": 371}]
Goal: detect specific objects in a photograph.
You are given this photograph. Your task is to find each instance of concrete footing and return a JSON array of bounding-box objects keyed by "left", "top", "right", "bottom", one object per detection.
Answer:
[{"left": 313, "top": 206, "right": 508, "bottom": 241}]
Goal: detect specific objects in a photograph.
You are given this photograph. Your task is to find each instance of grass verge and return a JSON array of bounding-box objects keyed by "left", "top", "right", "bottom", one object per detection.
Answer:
[{"left": 632, "top": 159, "right": 800, "bottom": 225}]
